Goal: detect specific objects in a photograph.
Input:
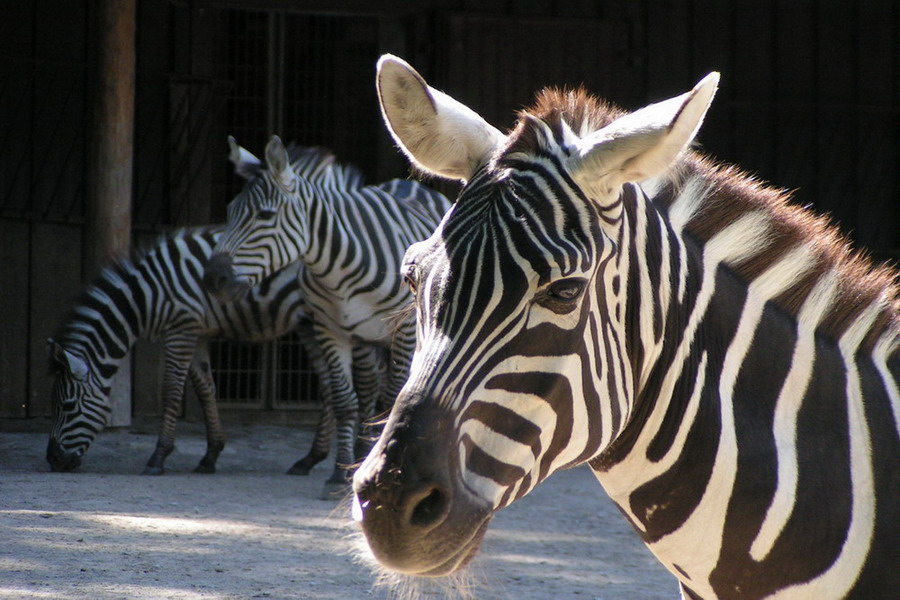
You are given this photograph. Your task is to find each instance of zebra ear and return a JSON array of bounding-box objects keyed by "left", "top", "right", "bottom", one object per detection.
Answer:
[
  {"left": 377, "top": 54, "right": 505, "bottom": 182},
  {"left": 48, "top": 339, "right": 89, "bottom": 381},
  {"left": 568, "top": 72, "right": 719, "bottom": 197},
  {"left": 228, "top": 136, "right": 263, "bottom": 180},
  {"left": 265, "top": 135, "right": 294, "bottom": 188}
]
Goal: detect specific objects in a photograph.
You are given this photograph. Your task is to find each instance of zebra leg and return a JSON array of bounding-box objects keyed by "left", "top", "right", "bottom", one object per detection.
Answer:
[
  {"left": 315, "top": 334, "right": 360, "bottom": 496},
  {"left": 288, "top": 319, "right": 335, "bottom": 475},
  {"left": 188, "top": 341, "right": 226, "bottom": 474},
  {"left": 288, "top": 400, "right": 334, "bottom": 475},
  {"left": 352, "top": 344, "right": 388, "bottom": 462},
  {"left": 144, "top": 334, "right": 197, "bottom": 475}
]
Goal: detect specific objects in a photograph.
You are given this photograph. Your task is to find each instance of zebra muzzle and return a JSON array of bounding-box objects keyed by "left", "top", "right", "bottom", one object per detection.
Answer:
[
  {"left": 351, "top": 396, "right": 494, "bottom": 576},
  {"left": 203, "top": 253, "right": 251, "bottom": 301},
  {"left": 46, "top": 438, "right": 82, "bottom": 472}
]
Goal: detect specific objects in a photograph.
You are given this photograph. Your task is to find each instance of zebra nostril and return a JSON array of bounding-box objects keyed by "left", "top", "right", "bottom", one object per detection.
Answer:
[
  {"left": 409, "top": 484, "right": 450, "bottom": 529},
  {"left": 203, "top": 268, "right": 224, "bottom": 291}
]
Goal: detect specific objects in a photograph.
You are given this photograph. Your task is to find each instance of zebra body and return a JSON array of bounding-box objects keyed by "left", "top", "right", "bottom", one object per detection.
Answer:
[
  {"left": 353, "top": 56, "right": 900, "bottom": 598},
  {"left": 47, "top": 226, "right": 337, "bottom": 475},
  {"left": 204, "top": 139, "right": 452, "bottom": 489}
]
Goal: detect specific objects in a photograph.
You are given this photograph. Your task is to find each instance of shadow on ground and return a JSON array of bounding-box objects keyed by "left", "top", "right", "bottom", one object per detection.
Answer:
[{"left": 0, "top": 419, "right": 674, "bottom": 599}]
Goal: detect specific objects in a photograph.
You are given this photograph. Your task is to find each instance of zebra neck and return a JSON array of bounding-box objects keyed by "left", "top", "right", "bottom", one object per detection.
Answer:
[
  {"left": 590, "top": 172, "right": 900, "bottom": 599},
  {"left": 298, "top": 190, "right": 361, "bottom": 284},
  {"left": 592, "top": 181, "right": 736, "bottom": 469},
  {"left": 55, "top": 262, "right": 147, "bottom": 382}
]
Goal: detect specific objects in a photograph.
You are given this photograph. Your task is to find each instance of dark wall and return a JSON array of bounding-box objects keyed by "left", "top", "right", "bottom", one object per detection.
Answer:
[
  {"left": 400, "top": 1, "right": 898, "bottom": 259},
  {"left": 0, "top": 0, "right": 217, "bottom": 418},
  {"left": 638, "top": 0, "right": 899, "bottom": 258}
]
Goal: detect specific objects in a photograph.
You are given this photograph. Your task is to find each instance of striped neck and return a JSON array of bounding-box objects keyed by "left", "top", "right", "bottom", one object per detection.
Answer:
[
  {"left": 292, "top": 182, "right": 356, "bottom": 285},
  {"left": 588, "top": 159, "right": 900, "bottom": 600},
  {"left": 52, "top": 260, "right": 148, "bottom": 384}
]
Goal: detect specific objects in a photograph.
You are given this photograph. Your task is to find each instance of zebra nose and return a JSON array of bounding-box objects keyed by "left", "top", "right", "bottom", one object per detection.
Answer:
[
  {"left": 354, "top": 473, "right": 452, "bottom": 532},
  {"left": 353, "top": 420, "right": 455, "bottom": 534},
  {"left": 203, "top": 253, "right": 235, "bottom": 294}
]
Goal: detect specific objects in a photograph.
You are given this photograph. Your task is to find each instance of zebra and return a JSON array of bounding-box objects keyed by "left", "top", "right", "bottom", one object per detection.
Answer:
[
  {"left": 203, "top": 138, "right": 452, "bottom": 491},
  {"left": 46, "top": 225, "right": 374, "bottom": 476},
  {"left": 352, "top": 55, "right": 900, "bottom": 599}
]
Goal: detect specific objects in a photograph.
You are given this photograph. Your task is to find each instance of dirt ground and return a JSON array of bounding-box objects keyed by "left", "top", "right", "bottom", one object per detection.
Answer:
[{"left": 1, "top": 418, "right": 676, "bottom": 600}]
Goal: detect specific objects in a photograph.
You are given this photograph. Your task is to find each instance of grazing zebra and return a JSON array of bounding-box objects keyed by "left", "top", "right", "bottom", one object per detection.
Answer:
[
  {"left": 352, "top": 56, "right": 900, "bottom": 599},
  {"left": 203, "top": 139, "right": 452, "bottom": 490},
  {"left": 46, "top": 225, "right": 348, "bottom": 475}
]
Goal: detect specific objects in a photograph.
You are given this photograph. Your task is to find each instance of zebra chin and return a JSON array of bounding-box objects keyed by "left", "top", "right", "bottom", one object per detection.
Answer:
[{"left": 352, "top": 490, "right": 493, "bottom": 577}]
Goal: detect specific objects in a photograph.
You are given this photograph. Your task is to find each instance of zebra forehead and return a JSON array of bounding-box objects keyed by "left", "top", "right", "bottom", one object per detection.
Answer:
[
  {"left": 500, "top": 87, "right": 626, "bottom": 160},
  {"left": 232, "top": 176, "right": 283, "bottom": 207}
]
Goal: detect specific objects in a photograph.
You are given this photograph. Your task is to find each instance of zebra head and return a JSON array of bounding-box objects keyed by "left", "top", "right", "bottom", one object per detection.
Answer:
[
  {"left": 353, "top": 56, "right": 718, "bottom": 576},
  {"left": 205, "top": 135, "right": 310, "bottom": 301},
  {"left": 46, "top": 339, "right": 110, "bottom": 471}
]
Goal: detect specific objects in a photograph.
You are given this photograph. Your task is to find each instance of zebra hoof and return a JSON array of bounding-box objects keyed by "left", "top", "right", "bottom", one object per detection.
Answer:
[
  {"left": 193, "top": 463, "right": 216, "bottom": 474},
  {"left": 142, "top": 465, "right": 165, "bottom": 475},
  {"left": 286, "top": 460, "right": 312, "bottom": 476}
]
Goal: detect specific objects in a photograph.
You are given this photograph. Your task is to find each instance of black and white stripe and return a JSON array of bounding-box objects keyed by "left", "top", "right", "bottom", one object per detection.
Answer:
[
  {"left": 47, "top": 226, "right": 340, "bottom": 475},
  {"left": 204, "top": 138, "right": 452, "bottom": 489},
  {"left": 353, "top": 56, "right": 900, "bottom": 597}
]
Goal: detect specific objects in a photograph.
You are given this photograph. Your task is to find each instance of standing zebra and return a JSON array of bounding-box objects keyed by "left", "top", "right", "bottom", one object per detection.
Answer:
[
  {"left": 46, "top": 225, "right": 360, "bottom": 475},
  {"left": 353, "top": 56, "right": 900, "bottom": 599},
  {"left": 203, "top": 139, "right": 451, "bottom": 491}
]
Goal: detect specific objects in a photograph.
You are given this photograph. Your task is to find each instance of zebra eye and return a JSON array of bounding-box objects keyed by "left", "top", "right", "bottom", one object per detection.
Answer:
[
  {"left": 256, "top": 208, "right": 277, "bottom": 220},
  {"left": 548, "top": 278, "right": 586, "bottom": 300},
  {"left": 538, "top": 278, "right": 587, "bottom": 313}
]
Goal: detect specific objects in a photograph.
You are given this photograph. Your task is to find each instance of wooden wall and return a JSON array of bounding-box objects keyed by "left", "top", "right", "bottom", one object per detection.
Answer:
[{"left": 0, "top": 0, "right": 217, "bottom": 419}]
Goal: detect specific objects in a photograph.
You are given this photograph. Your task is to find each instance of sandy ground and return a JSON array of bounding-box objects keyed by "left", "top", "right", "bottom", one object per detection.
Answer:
[{"left": 1, "top": 418, "right": 676, "bottom": 600}]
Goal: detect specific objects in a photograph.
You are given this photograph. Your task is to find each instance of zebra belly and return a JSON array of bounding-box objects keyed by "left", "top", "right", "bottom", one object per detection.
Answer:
[
  {"left": 318, "top": 309, "right": 393, "bottom": 346},
  {"left": 309, "top": 293, "right": 400, "bottom": 346}
]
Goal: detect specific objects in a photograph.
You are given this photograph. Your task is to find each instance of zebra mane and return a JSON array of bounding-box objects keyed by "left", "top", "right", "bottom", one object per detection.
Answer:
[
  {"left": 503, "top": 87, "right": 900, "bottom": 350},
  {"left": 673, "top": 157, "right": 899, "bottom": 348},
  {"left": 502, "top": 86, "right": 626, "bottom": 158},
  {"left": 49, "top": 260, "right": 138, "bottom": 372},
  {"left": 285, "top": 144, "right": 365, "bottom": 190}
]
